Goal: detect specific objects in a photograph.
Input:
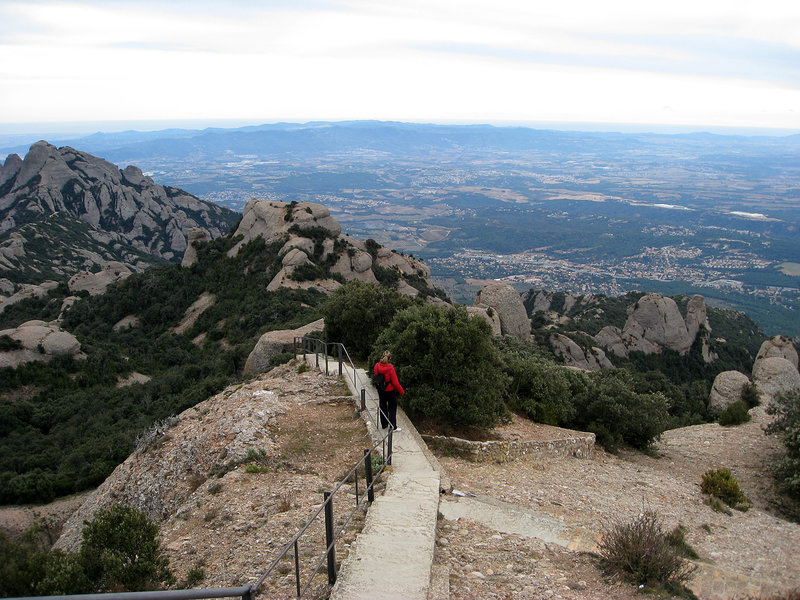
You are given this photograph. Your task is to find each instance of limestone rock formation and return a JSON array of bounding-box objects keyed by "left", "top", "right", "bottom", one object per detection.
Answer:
[
  {"left": 593, "top": 293, "right": 712, "bottom": 360},
  {"left": 474, "top": 283, "right": 530, "bottom": 341},
  {"left": 549, "top": 333, "right": 612, "bottom": 371},
  {"left": 467, "top": 305, "right": 502, "bottom": 336},
  {"left": 752, "top": 357, "right": 800, "bottom": 401},
  {"left": 169, "top": 292, "right": 216, "bottom": 336},
  {"left": 229, "top": 199, "right": 434, "bottom": 297},
  {"left": 708, "top": 370, "right": 751, "bottom": 414},
  {"left": 0, "top": 319, "right": 84, "bottom": 368},
  {"left": 243, "top": 318, "right": 325, "bottom": 376},
  {"left": 623, "top": 293, "right": 692, "bottom": 354},
  {"left": 0, "top": 280, "right": 59, "bottom": 314},
  {"left": 0, "top": 142, "right": 238, "bottom": 283},
  {"left": 181, "top": 228, "right": 210, "bottom": 268},
  {"left": 756, "top": 336, "right": 799, "bottom": 369},
  {"left": 68, "top": 262, "right": 132, "bottom": 295}
]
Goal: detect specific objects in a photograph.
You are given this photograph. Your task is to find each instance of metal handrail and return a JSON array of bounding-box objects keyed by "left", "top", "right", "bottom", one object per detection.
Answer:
[
  {"left": 295, "top": 336, "right": 393, "bottom": 434},
  {"left": 253, "top": 338, "right": 394, "bottom": 598},
  {"left": 4, "top": 586, "right": 253, "bottom": 600}
]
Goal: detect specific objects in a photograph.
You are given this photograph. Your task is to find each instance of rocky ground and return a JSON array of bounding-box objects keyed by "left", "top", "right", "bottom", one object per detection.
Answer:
[
  {"left": 2, "top": 367, "right": 798, "bottom": 600},
  {"left": 434, "top": 406, "right": 800, "bottom": 599}
]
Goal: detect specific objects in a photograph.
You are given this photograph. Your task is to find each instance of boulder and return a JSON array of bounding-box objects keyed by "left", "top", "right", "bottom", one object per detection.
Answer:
[
  {"left": 549, "top": 333, "right": 611, "bottom": 371},
  {"left": 594, "top": 325, "right": 629, "bottom": 358},
  {"left": 68, "top": 262, "right": 131, "bottom": 295},
  {"left": 0, "top": 280, "right": 59, "bottom": 314},
  {"left": 622, "top": 293, "right": 692, "bottom": 354},
  {"left": 0, "top": 320, "right": 83, "bottom": 368},
  {"left": 467, "top": 305, "right": 502, "bottom": 336},
  {"left": 243, "top": 318, "right": 325, "bottom": 376},
  {"left": 113, "top": 315, "right": 140, "bottom": 332},
  {"left": 708, "top": 371, "right": 751, "bottom": 414},
  {"left": 474, "top": 283, "right": 530, "bottom": 341},
  {"left": 752, "top": 357, "right": 800, "bottom": 401},
  {"left": 756, "top": 336, "right": 798, "bottom": 368}
]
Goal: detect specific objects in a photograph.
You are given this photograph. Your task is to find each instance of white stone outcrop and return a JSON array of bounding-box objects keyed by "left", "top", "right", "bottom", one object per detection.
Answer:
[
  {"left": 756, "top": 336, "right": 798, "bottom": 369},
  {"left": 181, "top": 227, "right": 210, "bottom": 267},
  {"left": 752, "top": 356, "right": 800, "bottom": 401},
  {"left": 0, "top": 280, "right": 59, "bottom": 314},
  {"left": 229, "top": 199, "right": 433, "bottom": 297},
  {"left": 68, "top": 262, "right": 132, "bottom": 295},
  {"left": 549, "top": 333, "right": 612, "bottom": 371},
  {"left": 467, "top": 305, "right": 502, "bottom": 336},
  {"left": 0, "top": 320, "right": 83, "bottom": 368},
  {"left": 243, "top": 319, "right": 324, "bottom": 375},
  {"left": 708, "top": 371, "right": 751, "bottom": 414},
  {"left": 474, "top": 283, "right": 530, "bottom": 341}
]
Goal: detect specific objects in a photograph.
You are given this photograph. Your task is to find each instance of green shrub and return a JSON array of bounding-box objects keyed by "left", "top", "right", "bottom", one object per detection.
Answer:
[
  {"left": 80, "top": 504, "right": 173, "bottom": 591},
  {"left": 598, "top": 510, "right": 696, "bottom": 588},
  {"left": 321, "top": 280, "right": 414, "bottom": 360},
  {"left": 701, "top": 468, "right": 751, "bottom": 511},
  {"left": 718, "top": 401, "right": 751, "bottom": 426},
  {"left": 371, "top": 303, "right": 510, "bottom": 428},
  {"left": 573, "top": 369, "right": 670, "bottom": 451},
  {"left": 740, "top": 382, "right": 761, "bottom": 408},
  {"left": 766, "top": 391, "right": 800, "bottom": 501}
]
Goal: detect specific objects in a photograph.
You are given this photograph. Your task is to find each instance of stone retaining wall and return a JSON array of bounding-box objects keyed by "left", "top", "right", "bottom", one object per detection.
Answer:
[{"left": 421, "top": 433, "right": 595, "bottom": 463}]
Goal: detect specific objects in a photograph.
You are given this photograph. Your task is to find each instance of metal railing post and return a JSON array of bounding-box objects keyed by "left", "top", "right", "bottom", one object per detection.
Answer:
[
  {"left": 364, "top": 448, "right": 374, "bottom": 503},
  {"left": 294, "top": 540, "right": 301, "bottom": 598},
  {"left": 360, "top": 388, "right": 366, "bottom": 411},
  {"left": 338, "top": 344, "right": 343, "bottom": 376},
  {"left": 323, "top": 491, "right": 336, "bottom": 585},
  {"left": 241, "top": 585, "right": 253, "bottom": 600},
  {"left": 387, "top": 429, "right": 393, "bottom": 465}
]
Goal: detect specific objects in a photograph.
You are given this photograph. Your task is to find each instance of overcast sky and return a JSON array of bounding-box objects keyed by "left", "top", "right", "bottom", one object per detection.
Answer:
[{"left": 1, "top": 0, "right": 799, "bottom": 133}]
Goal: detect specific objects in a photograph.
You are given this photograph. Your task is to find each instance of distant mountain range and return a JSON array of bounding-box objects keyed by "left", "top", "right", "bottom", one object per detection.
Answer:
[{"left": 0, "top": 141, "right": 239, "bottom": 284}]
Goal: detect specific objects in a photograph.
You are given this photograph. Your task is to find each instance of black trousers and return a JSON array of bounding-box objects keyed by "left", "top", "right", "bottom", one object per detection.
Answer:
[{"left": 377, "top": 389, "right": 398, "bottom": 429}]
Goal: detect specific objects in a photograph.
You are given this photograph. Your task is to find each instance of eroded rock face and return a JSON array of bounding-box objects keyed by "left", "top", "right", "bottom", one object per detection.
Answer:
[
  {"left": 474, "top": 283, "right": 530, "bottom": 341},
  {"left": 0, "top": 320, "right": 83, "bottom": 368},
  {"left": 0, "top": 280, "right": 59, "bottom": 314},
  {"left": 623, "top": 293, "right": 692, "bottom": 354},
  {"left": 0, "top": 142, "right": 237, "bottom": 261},
  {"left": 756, "top": 336, "right": 799, "bottom": 369},
  {"left": 181, "top": 228, "right": 210, "bottom": 268},
  {"left": 752, "top": 357, "right": 800, "bottom": 401},
  {"left": 708, "top": 370, "right": 751, "bottom": 414},
  {"left": 229, "top": 199, "right": 433, "bottom": 297},
  {"left": 467, "top": 305, "right": 502, "bottom": 336},
  {"left": 549, "top": 333, "right": 611, "bottom": 371},
  {"left": 68, "top": 262, "right": 132, "bottom": 295},
  {"left": 243, "top": 318, "right": 324, "bottom": 376}
]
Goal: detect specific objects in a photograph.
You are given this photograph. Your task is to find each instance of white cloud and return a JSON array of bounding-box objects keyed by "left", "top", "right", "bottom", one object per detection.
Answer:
[{"left": 0, "top": 0, "right": 798, "bottom": 129}]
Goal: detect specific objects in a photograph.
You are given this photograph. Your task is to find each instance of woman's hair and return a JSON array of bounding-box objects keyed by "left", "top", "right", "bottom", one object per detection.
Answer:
[{"left": 380, "top": 351, "right": 391, "bottom": 364}]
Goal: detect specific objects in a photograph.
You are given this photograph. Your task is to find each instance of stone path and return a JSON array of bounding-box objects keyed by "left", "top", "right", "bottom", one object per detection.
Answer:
[{"left": 299, "top": 352, "right": 444, "bottom": 600}]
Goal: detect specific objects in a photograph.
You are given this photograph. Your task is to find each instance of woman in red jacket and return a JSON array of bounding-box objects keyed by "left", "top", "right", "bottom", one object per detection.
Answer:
[{"left": 374, "top": 350, "right": 405, "bottom": 432}]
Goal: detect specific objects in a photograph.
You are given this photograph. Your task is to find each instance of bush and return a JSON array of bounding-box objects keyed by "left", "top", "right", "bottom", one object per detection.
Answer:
[
  {"left": 321, "top": 280, "right": 414, "bottom": 360},
  {"left": 573, "top": 369, "right": 670, "bottom": 451},
  {"left": 80, "top": 504, "right": 173, "bottom": 591},
  {"left": 718, "top": 401, "right": 751, "bottom": 426},
  {"left": 598, "top": 510, "right": 696, "bottom": 588},
  {"left": 740, "top": 382, "right": 761, "bottom": 408},
  {"left": 701, "top": 468, "right": 751, "bottom": 511},
  {"left": 766, "top": 391, "right": 800, "bottom": 501},
  {"left": 371, "top": 303, "right": 510, "bottom": 428}
]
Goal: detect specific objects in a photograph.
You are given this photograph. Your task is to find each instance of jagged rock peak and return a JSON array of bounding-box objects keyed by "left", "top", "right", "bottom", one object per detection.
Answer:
[
  {"left": 228, "top": 198, "right": 433, "bottom": 297},
  {"left": 0, "top": 141, "right": 238, "bottom": 262}
]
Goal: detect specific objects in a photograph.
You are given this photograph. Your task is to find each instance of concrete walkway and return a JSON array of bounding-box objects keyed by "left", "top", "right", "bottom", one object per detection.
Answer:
[{"left": 300, "top": 353, "right": 444, "bottom": 600}]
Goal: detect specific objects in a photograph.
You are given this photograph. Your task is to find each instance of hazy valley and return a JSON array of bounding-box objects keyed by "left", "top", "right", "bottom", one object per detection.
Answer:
[{"left": 5, "top": 122, "right": 796, "bottom": 335}]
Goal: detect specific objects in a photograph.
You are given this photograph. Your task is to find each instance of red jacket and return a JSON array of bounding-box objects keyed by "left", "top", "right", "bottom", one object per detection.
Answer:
[{"left": 374, "top": 361, "right": 405, "bottom": 395}]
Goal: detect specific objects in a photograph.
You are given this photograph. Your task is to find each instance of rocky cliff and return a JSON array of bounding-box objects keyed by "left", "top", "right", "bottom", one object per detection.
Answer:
[
  {"left": 220, "top": 198, "right": 436, "bottom": 297},
  {"left": 0, "top": 142, "right": 239, "bottom": 284}
]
